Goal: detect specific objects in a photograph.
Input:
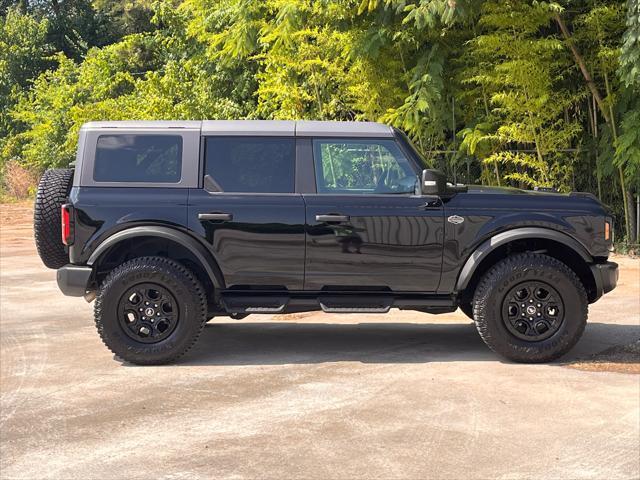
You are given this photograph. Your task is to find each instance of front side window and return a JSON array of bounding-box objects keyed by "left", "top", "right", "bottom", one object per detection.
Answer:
[
  {"left": 313, "top": 139, "right": 417, "bottom": 194},
  {"left": 205, "top": 137, "right": 295, "bottom": 193},
  {"left": 93, "top": 135, "right": 183, "bottom": 183}
]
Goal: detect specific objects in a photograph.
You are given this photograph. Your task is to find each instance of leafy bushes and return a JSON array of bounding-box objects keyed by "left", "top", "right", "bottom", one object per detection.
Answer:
[{"left": 0, "top": 0, "right": 637, "bottom": 241}]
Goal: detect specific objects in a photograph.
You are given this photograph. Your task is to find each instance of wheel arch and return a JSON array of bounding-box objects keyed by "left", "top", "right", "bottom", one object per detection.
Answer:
[
  {"left": 87, "top": 226, "right": 225, "bottom": 293},
  {"left": 456, "top": 227, "right": 599, "bottom": 303}
]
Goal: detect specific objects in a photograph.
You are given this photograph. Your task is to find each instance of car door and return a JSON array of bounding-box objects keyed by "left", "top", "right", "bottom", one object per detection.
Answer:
[
  {"left": 303, "top": 137, "right": 444, "bottom": 292},
  {"left": 188, "top": 135, "right": 305, "bottom": 290}
]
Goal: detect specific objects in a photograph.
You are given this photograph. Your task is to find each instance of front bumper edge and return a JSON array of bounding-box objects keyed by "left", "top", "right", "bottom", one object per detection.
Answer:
[{"left": 590, "top": 261, "right": 619, "bottom": 302}]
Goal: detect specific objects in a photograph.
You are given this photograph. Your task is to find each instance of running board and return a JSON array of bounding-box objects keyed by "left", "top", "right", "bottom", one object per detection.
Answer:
[
  {"left": 218, "top": 291, "right": 455, "bottom": 315},
  {"left": 221, "top": 295, "right": 288, "bottom": 314},
  {"left": 319, "top": 295, "right": 392, "bottom": 314}
]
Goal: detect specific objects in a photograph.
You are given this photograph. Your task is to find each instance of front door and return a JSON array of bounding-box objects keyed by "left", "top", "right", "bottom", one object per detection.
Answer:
[
  {"left": 304, "top": 138, "right": 444, "bottom": 292},
  {"left": 188, "top": 136, "right": 305, "bottom": 290}
]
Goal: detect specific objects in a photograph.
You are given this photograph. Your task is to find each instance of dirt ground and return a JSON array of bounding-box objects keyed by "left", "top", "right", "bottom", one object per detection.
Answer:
[{"left": 1, "top": 202, "right": 639, "bottom": 480}]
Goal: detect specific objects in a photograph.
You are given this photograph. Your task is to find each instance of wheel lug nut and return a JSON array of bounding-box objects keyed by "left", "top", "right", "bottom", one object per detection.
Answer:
[
  {"left": 145, "top": 302, "right": 149, "bottom": 305},
  {"left": 139, "top": 308, "right": 143, "bottom": 312},
  {"left": 521, "top": 313, "right": 525, "bottom": 316},
  {"left": 154, "top": 304, "right": 158, "bottom": 307},
  {"left": 521, "top": 304, "right": 525, "bottom": 307},
  {"left": 529, "top": 299, "right": 533, "bottom": 303},
  {"left": 537, "top": 303, "right": 541, "bottom": 307},
  {"left": 156, "top": 312, "right": 160, "bottom": 316},
  {"left": 529, "top": 317, "right": 533, "bottom": 321}
]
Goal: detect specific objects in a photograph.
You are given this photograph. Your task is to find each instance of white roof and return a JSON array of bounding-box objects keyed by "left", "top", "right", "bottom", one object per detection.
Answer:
[{"left": 81, "top": 120, "right": 394, "bottom": 137}]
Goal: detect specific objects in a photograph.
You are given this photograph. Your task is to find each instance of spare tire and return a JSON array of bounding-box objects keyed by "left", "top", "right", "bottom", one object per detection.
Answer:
[{"left": 34, "top": 168, "right": 74, "bottom": 269}]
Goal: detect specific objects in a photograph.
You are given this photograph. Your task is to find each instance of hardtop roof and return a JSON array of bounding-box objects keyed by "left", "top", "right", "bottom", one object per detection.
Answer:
[{"left": 80, "top": 120, "right": 394, "bottom": 137}]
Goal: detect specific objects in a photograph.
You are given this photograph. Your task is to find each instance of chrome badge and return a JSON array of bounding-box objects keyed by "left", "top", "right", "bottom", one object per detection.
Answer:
[{"left": 447, "top": 215, "right": 464, "bottom": 225}]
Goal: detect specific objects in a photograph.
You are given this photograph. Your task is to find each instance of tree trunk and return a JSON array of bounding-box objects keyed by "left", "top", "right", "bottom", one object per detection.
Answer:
[
  {"left": 627, "top": 188, "right": 638, "bottom": 244},
  {"left": 589, "top": 95, "right": 602, "bottom": 200},
  {"left": 553, "top": 13, "right": 609, "bottom": 123},
  {"left": 603, "top": 70, "right": 632, "bottom": 241}
]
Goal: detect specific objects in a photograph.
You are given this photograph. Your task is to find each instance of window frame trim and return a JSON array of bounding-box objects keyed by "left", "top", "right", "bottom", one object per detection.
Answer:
[
  {"left": 80, "top": 128, "right": 200, "bottom": 188},
  {"left": 92, "top": 134, "right": 184, "bottom": 184}
]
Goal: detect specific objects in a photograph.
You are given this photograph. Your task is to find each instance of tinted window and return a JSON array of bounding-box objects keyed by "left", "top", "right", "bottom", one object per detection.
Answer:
[
  {"left": 313, "top": 139, "right": 417, "bottom": 194},
  {"left": 94, "top": 135, "right": 182, "bottom": 183},
  {"left": 205, "top": 137, "right": 295, "bottom": 193}
]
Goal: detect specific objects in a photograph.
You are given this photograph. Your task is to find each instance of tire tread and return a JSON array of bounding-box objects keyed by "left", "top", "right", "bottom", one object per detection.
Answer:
[
  {"left": 94, "top": 256, "right": 208, "bottom": 365},
  {"left": 34, "top": 168, "right": 74, "bottom": 269},
  {"left": 473, "top": 253, "right": 588, "bottom": 363}
]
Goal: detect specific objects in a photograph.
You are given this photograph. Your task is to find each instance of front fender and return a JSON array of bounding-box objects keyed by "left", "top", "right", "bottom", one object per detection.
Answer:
[{"left": 455, "top": 227, "right": 593, "bottom": 291}]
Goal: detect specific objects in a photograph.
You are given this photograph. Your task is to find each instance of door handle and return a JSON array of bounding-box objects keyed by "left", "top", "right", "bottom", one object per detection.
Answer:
[
  {"left": 316, "top": 214, "right": 350, "bottom": 223},
  {"left": 420, "top": 198, "right": 441, "bottom": 208},
  {"left": 198, "top": 212, "right": 233, "bottom": 221}
]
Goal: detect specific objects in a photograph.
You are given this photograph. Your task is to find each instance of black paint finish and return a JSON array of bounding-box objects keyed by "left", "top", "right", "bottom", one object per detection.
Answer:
[
  {"left": 303, "top": 194, "right": 443, "bottom": 291},
  {"left": 68, "top": 187, "right": 189, "bottom": 264},
  {"left": 187, "top": 190, "right": 306, "bottom": 290},
  {"left": 438, "top": 187, "right": 611, "bottom": 293},
  {"left": 64, "top": 130, "right": 615, "bottom": 309}
]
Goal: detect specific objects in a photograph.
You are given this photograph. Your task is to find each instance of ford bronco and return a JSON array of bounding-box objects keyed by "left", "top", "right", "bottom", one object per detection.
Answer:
[{"left": 33, "top": 120, "right": 618, "bottom": 364}]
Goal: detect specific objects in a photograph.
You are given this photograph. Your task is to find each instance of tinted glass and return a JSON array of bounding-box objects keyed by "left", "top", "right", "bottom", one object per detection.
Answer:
[
  {"left": 205, "top": 137, "right": 295, "bottom": 193},
  {"left": 94, "top": 135, "right": 182, "bottom": 183},
  {"left": 313, "top": 139, "right": 417, "bottom": 194}
]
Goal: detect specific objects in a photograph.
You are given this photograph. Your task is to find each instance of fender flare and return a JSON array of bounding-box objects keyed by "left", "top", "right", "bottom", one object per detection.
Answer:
[
  {"left": 455, "top": 227, "right": 593, "bottom": 291},
  {"left": 87, "top": 226, "right": 225, "bottom": 289}
]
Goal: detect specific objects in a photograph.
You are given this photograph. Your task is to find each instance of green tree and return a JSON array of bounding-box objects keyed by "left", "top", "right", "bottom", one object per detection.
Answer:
[
  {"left": 460, "top": 1, "right": 581, "bottom": 191},
  {"left": 0, "top": 7, "right": 51, "bottom": 136}
]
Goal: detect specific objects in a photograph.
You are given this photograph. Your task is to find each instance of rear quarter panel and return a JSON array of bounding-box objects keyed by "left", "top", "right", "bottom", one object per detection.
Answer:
[{"left": 68, "top": 187, "right": 188, "bottom": 264}]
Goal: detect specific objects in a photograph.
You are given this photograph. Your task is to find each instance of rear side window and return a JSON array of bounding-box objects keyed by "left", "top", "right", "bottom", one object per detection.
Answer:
[
  {"left": 205, "top": 137, "right": 295, "bottom": 193},
  {"left": 93, "top": 135, "right": 183, "bottom": 183}
]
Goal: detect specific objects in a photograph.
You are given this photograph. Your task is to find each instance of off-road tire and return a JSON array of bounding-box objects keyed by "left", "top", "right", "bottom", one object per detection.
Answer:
[
  {"left": 473, "top": 253, "right": 588, "bottom": 363},
  {"left": 34, "top": 168, "right": 74, "bottom": 269},
  {"left": 95, "top": 257, "right": 207, "bottom": 365}
]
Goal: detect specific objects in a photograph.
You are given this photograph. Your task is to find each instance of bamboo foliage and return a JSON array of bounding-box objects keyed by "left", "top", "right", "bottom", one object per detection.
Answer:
[{"left": 0, "top": 0, "right": 638, "bottom": 241}]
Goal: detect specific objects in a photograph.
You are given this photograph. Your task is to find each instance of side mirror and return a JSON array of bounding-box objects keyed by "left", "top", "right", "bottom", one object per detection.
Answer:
[{"left": 421, "top": 169, "right": 447, "bottom": 195}]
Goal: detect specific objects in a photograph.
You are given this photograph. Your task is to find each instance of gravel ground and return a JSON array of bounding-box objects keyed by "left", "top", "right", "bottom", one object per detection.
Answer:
[{"left": 1, "top": 203, "right": 639, "bottom": 480}]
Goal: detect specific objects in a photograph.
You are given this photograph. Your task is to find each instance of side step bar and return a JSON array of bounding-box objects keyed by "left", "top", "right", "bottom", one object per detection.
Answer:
[
  {"left": 219, "top": 291, "right": 455, "bottom": 315},
  {"left": 319, "top": 295, "right": 392, "bottom": 313},
  {"left": 221, "top": 295, "right": 288, "bottom": 314}
]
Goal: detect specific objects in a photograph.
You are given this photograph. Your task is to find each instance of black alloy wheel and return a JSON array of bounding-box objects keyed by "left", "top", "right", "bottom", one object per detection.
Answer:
[
  {"left": 502, "top": 281, "right": 564, "bottom": 342},
  {"left": 118, "top": 283, "right": 179, "bottom": 343}
]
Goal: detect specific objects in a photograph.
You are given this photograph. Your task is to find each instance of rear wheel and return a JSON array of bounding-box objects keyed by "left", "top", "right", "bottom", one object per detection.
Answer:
[
  {"left": 472, "top": 253, "right": 587, "bottom": 363},
  {"left": 459, "top": 302, "right": 473, "bottom": 320},
  {"left": 95, "top": 257, "right": 207, "bottom": 365},
  {"left": 33, "top": 168, "right": 74, "bottom": 269}
]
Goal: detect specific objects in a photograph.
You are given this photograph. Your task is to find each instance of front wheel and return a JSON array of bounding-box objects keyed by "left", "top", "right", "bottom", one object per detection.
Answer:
[
  {"left": 472, "top": 253, "right": 588, "bottom": 363},
  {"left": 95, "top": 257, "right": 207, "bottom": 365}
]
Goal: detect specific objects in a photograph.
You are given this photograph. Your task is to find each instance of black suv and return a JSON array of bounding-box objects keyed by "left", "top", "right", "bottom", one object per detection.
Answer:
[{"left": 34, "top": 120, "right": 618, "bottom": 365}]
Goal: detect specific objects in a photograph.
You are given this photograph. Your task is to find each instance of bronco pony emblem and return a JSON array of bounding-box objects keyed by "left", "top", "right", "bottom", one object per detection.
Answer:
[{"left": 447, "top": 215, "right": 464, "bottom": 224}]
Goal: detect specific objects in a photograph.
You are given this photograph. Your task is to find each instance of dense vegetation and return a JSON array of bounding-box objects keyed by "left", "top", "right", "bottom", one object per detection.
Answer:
[{"left": 1, "top": 0, "right": 638, "bottom": 242}]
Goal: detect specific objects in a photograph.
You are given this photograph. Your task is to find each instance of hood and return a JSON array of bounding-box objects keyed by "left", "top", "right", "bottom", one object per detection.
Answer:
[
  {"left": 466, "top": 185, "right": 566, "bottom": 196},
  {"left": 462, "top": 184, "right": 610, "bottom": 214}
]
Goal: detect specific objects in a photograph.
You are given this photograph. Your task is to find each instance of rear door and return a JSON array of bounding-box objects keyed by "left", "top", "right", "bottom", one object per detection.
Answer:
[
  {"left": 188, "top": 135, "right": 305, "bottom": 290},
  {"left": 303, "top": 137, "right": 444, "bottom": 292}
]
